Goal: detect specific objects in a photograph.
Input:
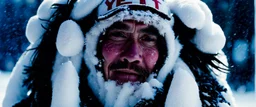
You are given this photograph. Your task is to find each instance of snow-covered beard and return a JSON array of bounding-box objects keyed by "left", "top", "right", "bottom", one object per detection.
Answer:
[{"left": 94, "top": 71, "right": 163, "bottom": 107}]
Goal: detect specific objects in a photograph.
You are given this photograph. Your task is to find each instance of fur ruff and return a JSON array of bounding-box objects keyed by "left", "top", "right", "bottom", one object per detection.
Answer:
[{"left": 3, "top": 0, "right": 236, "bottom": 107}]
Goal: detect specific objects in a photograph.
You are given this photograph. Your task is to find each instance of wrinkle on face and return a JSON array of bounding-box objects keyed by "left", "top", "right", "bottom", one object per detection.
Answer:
[{"left": 101, "top": 20, "right": 160, "bottom": 84}]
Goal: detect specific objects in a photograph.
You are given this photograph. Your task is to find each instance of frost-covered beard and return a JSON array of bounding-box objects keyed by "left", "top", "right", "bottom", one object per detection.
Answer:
[{"left": 95, "top": 71, "right": 163, "bottom": 107}]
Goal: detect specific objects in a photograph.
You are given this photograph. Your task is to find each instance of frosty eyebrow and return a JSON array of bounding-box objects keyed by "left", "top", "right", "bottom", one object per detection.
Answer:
[
  {"left": 107, "top": 22, "right": 130, "bottom": 31},
  {"left": 106, "top": 22, "right": 160, "bottom": 37},
  {"left": 140, "top": 26, "right": 161, "bottom": 37}
]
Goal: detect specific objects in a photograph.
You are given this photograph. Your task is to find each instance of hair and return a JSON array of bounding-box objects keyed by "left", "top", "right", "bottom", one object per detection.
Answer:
[
  {"left": 172, "top": 14, "right": 231, "bottom": 106},
  {"left": 18, "top": 0, "right": 78, "bottom": 106},
  {"left": 172, "top": 14, "right": 228, "bottom": 75},
  {"left": 75, "top": 4, "right": 104, "bottom": 107},
  {"left": 18, "top": 0, "right": 104, "bottom": 106}
]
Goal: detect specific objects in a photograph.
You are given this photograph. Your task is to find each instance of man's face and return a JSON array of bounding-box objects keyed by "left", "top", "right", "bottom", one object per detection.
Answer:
[{"left": 101, "top": 20, "right": 160, "bottom": 84}]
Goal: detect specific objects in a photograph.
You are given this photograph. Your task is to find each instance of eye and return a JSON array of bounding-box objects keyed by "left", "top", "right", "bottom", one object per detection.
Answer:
[
  {"left": 140, "top": 35, "right": 157, "bottom": 47},
  {"left": 107, "top": 31, "right": 127, "bottom": 41}
]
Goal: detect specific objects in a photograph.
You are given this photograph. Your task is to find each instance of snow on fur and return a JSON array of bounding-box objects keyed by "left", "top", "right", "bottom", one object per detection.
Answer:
[
  {"left": 114, "top": 83, "right": 135, "bottom": 107},
  {"left": 167, "top": 0, "right": 205, "bottom": 29},
  {"left": 2, "top": 44, "right": 38, "bottom": 107},
  {"left": 193, "top": 22, "right": 226, "bottom": 54},
  {"left": 95, "top": 72, "right": 160, "bottom": 107},
  {"left": 165, "top": 59, "right": 201, "bottom": 107},
  {"left": 192, "top": 1, "right": 226, "bottom": 54},
  {"left": 211, "top": 52, "right": 237, "bottom": 107},
  {"left": 136, "top": 83, "right": 155, "bottom": 99},
  {"left": 96, "top": 72, "right": 106, "bottom": 103},
  {"left": 69, "top": 52, "right": 83, "bottom": 72},
  {"left": 149, "top": 78, "right": 163, "bottom": 88},
  {"left": 104, "top": 81, "right": 121, "bottom": 107},
  {"left": 27, "top": 0, "right": 69, "bottom": 44},
  {"left": 37, "top": 0, "right": 68, "bottom": 20},
  {"left": 197, "top": 1, "right": 213, "bottom": 28},
  {"left": 52, "top": 52, "right": 83, "bottom": 81},
  {"left": 167, "top": 0, "right": 226, "bottom": 54},
  {"left": 71, "top": 0, "right": 103, "bottom": 20},
  {"left": 26, "top": 15, "right": 46, "bottom": 44},
  {"left": 51, "top": 61, "right": 80, "bottom": 107},
  {"left": 157, "top": 38, "right": 182, "bottom": 83},
  {"left": 28, "top": 0, "right": 68, "bottom": 44},
  {"left": 56, "top": 20, "right": 84, "bottom": 56},
  {"left": 52, "top": 53, "right": 69, "bottom": 81},
  {"left": 218, "top": 103, "right": 230, "bottom": 107}
]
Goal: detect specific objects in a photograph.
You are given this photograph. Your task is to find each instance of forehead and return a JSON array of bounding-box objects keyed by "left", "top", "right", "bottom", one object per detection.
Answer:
[
  {"left": 122, "top": 20, "right": 148, "bottom": 27},
  {"left": 106, "top": 20, "right": 161, "bottom": 36},
  {"left": 107, "top": 20, "right": 148, "bottom": 30}
]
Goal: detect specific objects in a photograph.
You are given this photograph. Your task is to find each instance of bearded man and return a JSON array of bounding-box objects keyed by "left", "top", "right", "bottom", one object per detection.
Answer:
[{"left": 3, "top": 0, "right": 236, "bottom": 107}]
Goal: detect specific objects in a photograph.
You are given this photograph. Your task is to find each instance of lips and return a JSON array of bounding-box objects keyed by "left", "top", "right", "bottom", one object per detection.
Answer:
[{"left": 110, "top": 69, "right": 141, "bottom": 84}]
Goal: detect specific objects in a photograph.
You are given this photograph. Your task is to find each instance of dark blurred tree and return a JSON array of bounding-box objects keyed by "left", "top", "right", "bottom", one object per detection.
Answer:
[
  {"left": 0, "top": 0, "right": 42, "bottom": 71},
  {"left": 226, "top": 0, "right": 254, "bottom": 92},
  {"left": 203, "top": 0, "right": 254, "bottom": 92}
]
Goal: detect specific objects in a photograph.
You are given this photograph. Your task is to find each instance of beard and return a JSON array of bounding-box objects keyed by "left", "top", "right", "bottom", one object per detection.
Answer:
[
  {"left": 87, "top": 59, "right": 162, "bottom": 107},
  {"left": 93, "top": 71, "right": 162, "bottom": 107},
  {"left": 107, "top": 60, "right": 151, "bottom": 84}
]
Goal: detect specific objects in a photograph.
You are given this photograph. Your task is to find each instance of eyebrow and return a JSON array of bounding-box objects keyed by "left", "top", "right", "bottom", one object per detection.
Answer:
[
  {"left": 140, "top": 26, "right": 161, "bottom": 37},
  {"left": 106, "top": 21, "right": 130, "bottom": 31},
  {"left": 106, "top": 22, "right": 161, "bottom": 37}
]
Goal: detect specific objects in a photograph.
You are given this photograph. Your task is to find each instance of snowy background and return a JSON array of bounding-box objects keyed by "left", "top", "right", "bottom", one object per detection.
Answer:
[{"left": 0, "top": 0, "right": 255, "bottom": 106}]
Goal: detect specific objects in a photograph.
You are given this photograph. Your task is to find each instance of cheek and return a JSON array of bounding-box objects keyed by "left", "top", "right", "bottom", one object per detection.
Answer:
[
  {"left": 102, "top": 42, "right": 122, "bottom": 61},
  {"left": 102, "top": 42, "right": 123, "bottom": 79},
  {"left": 142, "top": 48, "right": 159, "bottom": 70}
]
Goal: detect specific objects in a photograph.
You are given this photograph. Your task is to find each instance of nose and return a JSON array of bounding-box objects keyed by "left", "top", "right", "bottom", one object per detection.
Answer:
[{"left": 120, "top": 42, "right": 142, "bottom": 64}]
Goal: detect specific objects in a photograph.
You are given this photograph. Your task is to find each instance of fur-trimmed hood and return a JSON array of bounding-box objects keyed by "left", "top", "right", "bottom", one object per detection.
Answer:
[{"left": 3, "top": 0, "right": 236, "bottom": 107}]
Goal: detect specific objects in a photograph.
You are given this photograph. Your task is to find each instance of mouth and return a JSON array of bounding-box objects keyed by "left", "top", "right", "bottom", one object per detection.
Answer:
[{"left": 110, "top": 69, "right": 142, "bottom": 84}]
